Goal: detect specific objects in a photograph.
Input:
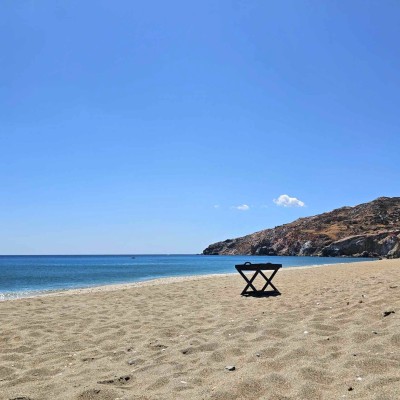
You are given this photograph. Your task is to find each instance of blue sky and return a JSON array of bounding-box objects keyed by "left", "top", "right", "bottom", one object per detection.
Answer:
[{"left": 1, "top": 1, "right": 400, "bottom": 254}]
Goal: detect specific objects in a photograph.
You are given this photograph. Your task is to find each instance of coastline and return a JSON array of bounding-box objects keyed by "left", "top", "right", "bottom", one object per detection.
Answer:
[
  {"left": 0, "top": 273, "right": 236, "bottom": 302},
  {"left": 1, "top": 258, "right": 400, "bottom": 399},
  {"left": 1, "top": 258, "right": 381, "bottom": 302}
]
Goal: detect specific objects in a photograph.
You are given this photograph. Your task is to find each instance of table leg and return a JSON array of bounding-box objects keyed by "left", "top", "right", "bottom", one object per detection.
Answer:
[
  {"left": 238, "top": 270, "right": 259, "bottom": 295},
  {"left": 259, "top": 269, "right": 280, "bottom": 293}
]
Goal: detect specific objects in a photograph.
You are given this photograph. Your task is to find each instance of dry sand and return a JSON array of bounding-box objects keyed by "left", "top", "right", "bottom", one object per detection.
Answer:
[{"left": 1, "top": 259, "right": 400, "bottom": 400}]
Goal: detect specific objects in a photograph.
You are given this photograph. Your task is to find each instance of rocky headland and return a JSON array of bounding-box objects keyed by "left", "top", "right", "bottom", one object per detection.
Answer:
[{"left": 203, "top": 197, "right": 400, "bottom": 258}]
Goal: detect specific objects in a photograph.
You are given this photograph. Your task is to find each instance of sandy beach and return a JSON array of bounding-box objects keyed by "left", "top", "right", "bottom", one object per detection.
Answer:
[{"left": 1, "top": 259, "right": 400, "bottom": 400}]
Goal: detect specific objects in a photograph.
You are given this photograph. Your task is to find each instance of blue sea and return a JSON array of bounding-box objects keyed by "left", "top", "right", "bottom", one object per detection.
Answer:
[{"left": 0, "top": 255, "right": 374, "bottom": 300}]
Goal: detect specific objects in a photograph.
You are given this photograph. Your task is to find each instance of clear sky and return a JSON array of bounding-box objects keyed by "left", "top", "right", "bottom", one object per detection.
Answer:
[{"left": 1, "top": 1, "right": 400, "bottom": 254}]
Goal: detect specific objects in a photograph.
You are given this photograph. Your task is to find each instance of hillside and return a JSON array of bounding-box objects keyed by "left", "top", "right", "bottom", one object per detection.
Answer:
[{"left": 203, "top": 197, "right": 400, "bottom": 258}]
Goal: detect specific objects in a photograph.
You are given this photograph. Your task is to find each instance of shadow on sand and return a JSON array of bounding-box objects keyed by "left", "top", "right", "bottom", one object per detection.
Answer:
[{"left": 241, "top": 291, "right": 281, "bottom": 298}]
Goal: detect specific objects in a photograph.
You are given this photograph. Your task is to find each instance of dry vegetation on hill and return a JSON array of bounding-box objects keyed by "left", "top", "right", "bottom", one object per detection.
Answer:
[{"left": 203, "top": 197, "right": 400, "bottom": 258}]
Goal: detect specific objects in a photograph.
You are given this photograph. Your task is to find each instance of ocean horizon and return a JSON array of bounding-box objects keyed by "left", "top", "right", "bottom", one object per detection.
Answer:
[{"left": 0, "top": 254, "right": 375, "bottom": 300}]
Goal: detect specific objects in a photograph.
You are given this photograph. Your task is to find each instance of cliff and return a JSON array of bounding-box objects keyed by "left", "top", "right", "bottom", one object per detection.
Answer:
[{"left": 203, "top": 197, "right": 400, "bottom": 258}]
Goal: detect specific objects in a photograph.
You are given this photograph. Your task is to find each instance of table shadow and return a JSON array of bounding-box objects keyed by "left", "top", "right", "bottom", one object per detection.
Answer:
[{"left": 241, "top": 291, "right": 281, "bottom": 298}]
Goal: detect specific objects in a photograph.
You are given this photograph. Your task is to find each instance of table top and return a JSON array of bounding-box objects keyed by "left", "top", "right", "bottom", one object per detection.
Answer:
[{"left": 235, "top": 262, "right": 282, "bottom": 271}]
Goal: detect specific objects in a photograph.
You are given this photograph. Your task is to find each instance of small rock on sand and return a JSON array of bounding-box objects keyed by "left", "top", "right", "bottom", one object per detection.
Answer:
[
  {"left": 98, "top": 375, "right": 131, "bottom": 385},
  {"left": 9, "top": 397, "right": 34, "bottom": 400},
  {"left": 225, "top": 366, "right": 236, "bottom": 371},
  {"left": 383, "top": 310, "right": 395, "bottom": 317}
]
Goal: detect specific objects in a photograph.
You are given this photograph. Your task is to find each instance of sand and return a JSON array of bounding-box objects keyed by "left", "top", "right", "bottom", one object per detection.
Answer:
[{"left": 1, "top": 259, "right": 400, "bottom": 400}]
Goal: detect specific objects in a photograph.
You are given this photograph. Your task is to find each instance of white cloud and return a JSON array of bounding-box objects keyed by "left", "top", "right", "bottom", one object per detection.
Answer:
[
  {"left": 213, "top": 205, "right": 220, "bottom": 209},
  {"left": 273, "top": 194, "right": 305, "bottom": 208},
  {"left": 232, "top": 204, "right": 250, "bottom": 211}
]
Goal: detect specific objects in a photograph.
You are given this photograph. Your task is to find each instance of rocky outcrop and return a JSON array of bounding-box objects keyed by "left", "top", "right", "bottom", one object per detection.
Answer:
[{"left": 203, "top": 197, "right": 400, "bottom": 258}]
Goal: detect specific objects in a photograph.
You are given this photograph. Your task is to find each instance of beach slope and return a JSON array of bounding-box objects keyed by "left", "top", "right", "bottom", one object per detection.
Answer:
[{"left": 1, "top": 259, "right": 400, "bottom": 399}]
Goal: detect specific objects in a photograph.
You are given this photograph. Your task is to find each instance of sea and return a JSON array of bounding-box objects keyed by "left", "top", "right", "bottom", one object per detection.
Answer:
[{"left": 0, "top": 254, "right": 375, "bottom": 300}]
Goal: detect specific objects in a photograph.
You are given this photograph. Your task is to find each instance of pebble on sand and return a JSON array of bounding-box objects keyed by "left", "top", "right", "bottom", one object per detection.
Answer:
[
  {"left": 383, "top": 310, "right": 395, "bottom": 317},
  {"left": 9, "top": 397, "right": 34, "bottom": 400},
  {"left": 225, "top": 366, "right": 236, "bottom": 371},
  {"left": 98, "top": 375, "right": 131, "bottom": 385}
]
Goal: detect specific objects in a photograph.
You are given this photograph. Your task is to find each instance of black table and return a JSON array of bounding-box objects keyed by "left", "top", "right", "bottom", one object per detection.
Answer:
[{"left": 235, "top": 262, "right": 282, "bottom": 296}]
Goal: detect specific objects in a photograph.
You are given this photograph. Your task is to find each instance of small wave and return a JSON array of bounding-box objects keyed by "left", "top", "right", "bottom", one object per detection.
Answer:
[{"left": 0, "top": 289, "right": 59, "bottom": 301}]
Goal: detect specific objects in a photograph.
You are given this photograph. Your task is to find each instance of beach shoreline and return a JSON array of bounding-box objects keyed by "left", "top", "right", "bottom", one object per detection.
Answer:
[
  {"left": 1, "top": 259, "right": 399, "bottom": 399},
  {"left": 1, "top": 259, "right": 380, "bottom": 302}
]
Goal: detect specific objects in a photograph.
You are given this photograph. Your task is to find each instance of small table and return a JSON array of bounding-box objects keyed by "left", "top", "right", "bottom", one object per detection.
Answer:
[{"left": 235, "top": 262, "right": 282, "bottom": 296}]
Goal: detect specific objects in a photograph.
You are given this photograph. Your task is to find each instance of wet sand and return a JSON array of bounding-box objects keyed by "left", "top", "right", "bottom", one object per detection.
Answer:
[{"left": 1, "top": 259, "right": 400, "bottom": 399}]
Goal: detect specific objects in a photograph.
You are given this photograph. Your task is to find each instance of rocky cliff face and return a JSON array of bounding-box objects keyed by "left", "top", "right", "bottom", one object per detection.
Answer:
[{"left": 203, "top": 197, "right": 400, "bottom": 258}]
